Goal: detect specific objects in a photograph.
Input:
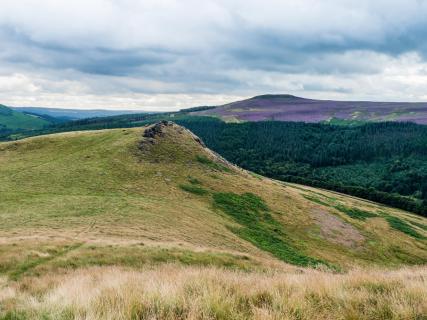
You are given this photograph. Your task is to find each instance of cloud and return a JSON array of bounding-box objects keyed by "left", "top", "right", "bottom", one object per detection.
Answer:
[{"left": 0, "top": 0, "right": 427, "bottom": 110}]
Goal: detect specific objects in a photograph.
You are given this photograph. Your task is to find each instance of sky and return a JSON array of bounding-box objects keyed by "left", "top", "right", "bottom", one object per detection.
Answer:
[{"left": 1, "top": 0, "right": 427, "bottom": 111}]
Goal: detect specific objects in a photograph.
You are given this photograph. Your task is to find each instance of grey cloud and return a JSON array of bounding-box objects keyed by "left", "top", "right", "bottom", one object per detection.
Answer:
[{"left": 1, "top": 0, "right": 427, "bottom": 109}]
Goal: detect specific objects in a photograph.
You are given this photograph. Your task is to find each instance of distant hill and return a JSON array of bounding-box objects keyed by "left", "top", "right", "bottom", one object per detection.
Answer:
[
  {"left": 0, "top": 104, "right": 51, "bottom": 131},
  {"left": 11, "top": 106, "right": 148, "bottom": 121},
  {"left": 191, "top": 94, "right": 427, "bottom": 124}
]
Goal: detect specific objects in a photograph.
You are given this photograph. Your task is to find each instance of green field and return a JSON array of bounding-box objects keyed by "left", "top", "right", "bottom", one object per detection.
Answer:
[{"left": 0, "top": 104, "right": 50, "bottom": 131}]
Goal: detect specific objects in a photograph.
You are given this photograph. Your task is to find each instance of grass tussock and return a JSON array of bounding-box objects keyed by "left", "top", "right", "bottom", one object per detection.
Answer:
[{"left": 1, "top": 265, "right": 426, "bottom": 320}]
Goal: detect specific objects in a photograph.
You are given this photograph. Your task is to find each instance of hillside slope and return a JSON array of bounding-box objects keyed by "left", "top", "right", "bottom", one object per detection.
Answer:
[
  {"left": 0, "top": 121, "right": 426, "bottom": 273},
  {"left": 193, "top": 94, "right": 427, "bottom": 124},
  {"left": 0, "top": 104, "right": 51, "bottom": 131},
  {"left": 1, "top": 122, "right": 427, "bottom": 319}
]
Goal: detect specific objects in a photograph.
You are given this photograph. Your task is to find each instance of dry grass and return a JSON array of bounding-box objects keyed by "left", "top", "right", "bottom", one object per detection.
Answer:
[{"left": 1, "top": 265, "right": 426, "bottom": 320}]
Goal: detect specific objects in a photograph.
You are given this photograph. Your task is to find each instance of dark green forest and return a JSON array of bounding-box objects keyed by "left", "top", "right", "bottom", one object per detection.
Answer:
[
  {"left": 2, "top": 113, "right": 427, "bottom": 216},
  {"left": 177, "top": 119, "right": 427, "bottom": 216}
]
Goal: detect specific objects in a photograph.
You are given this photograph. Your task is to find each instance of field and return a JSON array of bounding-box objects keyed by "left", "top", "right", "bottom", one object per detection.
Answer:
[{"left": 0, "top": 122, "right": 426, "bottom": 319}]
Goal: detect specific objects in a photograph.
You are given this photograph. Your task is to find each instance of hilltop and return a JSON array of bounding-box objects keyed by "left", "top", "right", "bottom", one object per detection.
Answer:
[
  {"left": 0, "top": 122, "right": 426, "bottom": 318},
  {"left": 192, "top": 94, "right": 427, "bottom": 124}
]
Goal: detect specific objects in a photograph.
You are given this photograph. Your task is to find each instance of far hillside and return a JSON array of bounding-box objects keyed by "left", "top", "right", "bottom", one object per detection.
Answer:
[
  {"left": 192, "top": 94, "right": 427, "bottom": 124},
  {"left": 11, "top": 106, "right": 147, "bottom": 121},
  {"left": 0, "top": 104, "right": 52, "bottom": 133}
]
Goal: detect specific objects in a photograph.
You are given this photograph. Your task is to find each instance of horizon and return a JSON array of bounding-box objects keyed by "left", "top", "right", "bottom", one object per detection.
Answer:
[{"left": 5, "top": 92, "right": 427, "bottom": 112}]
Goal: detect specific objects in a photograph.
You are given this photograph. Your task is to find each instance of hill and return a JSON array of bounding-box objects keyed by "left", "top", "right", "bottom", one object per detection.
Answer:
[
  {"left": 2, "top": 113, "right": 427, "bottom": 215},
  {"left": 0, "top": 104, "right": 51, "bottom": 132},
  {"left": 0, "top": 122, "right": 426, "bottom": 318},
  {"left": 192, "top": 94, "right": 427, "bottom": 124},
  {"left": 10, "top": 106, "right": 147, "bottom": 121}
]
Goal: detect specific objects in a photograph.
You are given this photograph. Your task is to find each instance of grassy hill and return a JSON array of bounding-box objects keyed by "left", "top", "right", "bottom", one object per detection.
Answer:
[
  {"left": 0, "top": 104, "right": 51, "bottom": 131},
  {"left": 4, "top": 111, "right": 427, "bottom": 216},
  {"left": 192, "top": 94, "right": 427, "bottom": 124},
  {"left": 0, "top": 122, "right": 426, "bottom": 319},
  {"left": 10, "top": 106, "right": 146, "bottom": 121}
]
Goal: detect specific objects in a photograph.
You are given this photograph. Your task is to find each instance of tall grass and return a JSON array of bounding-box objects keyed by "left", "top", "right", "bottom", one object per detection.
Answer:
[{"left": 2, "top": 265, "right": 426, "bottom": 320}]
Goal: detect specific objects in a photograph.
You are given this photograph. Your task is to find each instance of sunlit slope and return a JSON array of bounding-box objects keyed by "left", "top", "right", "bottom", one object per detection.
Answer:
[
  {"left": 0, "top": 122, "right": 426, "bottom": 275},
  {"left": 0, "top": 104, "right": 50, "bottom": 130}
]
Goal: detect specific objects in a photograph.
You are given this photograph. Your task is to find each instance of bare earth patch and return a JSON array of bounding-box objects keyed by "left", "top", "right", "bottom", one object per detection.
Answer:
[{"left": 311, "top": 209, "right": 365, "bottom": 248}]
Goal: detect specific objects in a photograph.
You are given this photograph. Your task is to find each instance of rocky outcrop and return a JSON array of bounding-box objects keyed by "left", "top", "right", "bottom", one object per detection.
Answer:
[
  {"left": 140, "top": 121, "right": 206, "bottom": 150},
  {"left": 143, "top": 120, "right": 173, "bottom": 139}
]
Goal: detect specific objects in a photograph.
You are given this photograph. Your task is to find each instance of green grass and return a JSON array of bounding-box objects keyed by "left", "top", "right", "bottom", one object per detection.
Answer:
[
  {"left": 0, "top": 105, "right": 50, "bottom": 130},
  {"left": 303, "top": 194, "right": 378, "bottom": 221},
  {"left": 196, "top": 155, "right": 231, "bottom": 172},
  {"left": 179, "top": 184, "right": 209, "bottom": 195},
  {"left": 384, "top": 216, "right": 426, "bottom": 240},
  {"left": 334, "top": 205, "right": 377, "bottom": 220},
  {"left": 409, "top": 220, "right": 427, "bottom": 231},
  {"left": 1, "top": 245, "right": 258, "bottom": 280},
  {"left": 45, "top": 246, "right": 257, "bottom": 273},
  {"left": 187, "top": 176, "right": 201, "bottom": 185},
  {"left": 213, "top": 192, "right": 327, "bottom": 268},
  {"left": 0, "top": 311, "right": 28, "bottom": 320},
  {"left": 303, "top": 194, "right": 331, "bottom": 207},
  {"left": 8, "top": 243, "right": 82, "bottom": 280}
]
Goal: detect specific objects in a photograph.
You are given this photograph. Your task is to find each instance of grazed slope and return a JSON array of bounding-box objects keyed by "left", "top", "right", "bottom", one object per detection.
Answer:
[
  {"left": 1, "top": 122, "right": 427, "bottom": 319},
  {"left": 0, "top": 121, "right": 426, "bottom": 275},
  {"left": 193, "top": 94, "right": 427, "bottom": 124},
  {"left": 0, "top": 104, "right": 50, "bottom": 131}
]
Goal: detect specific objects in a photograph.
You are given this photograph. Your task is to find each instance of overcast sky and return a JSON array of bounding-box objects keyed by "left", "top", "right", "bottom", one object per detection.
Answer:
[{"left": 1, "top": 0, "right": 427, "bottom": 110}]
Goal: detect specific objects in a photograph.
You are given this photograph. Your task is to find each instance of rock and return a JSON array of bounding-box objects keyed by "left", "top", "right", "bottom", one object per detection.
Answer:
[{"left": 142, "top": 121, "right": 173, "bottom": 139}]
